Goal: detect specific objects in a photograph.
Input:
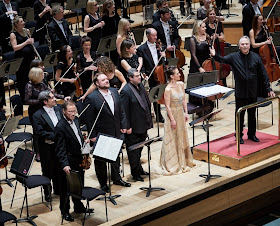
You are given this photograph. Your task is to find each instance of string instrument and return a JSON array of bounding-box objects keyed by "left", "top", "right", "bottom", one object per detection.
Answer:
[
  {"left": 80, "top": 134, "right": 92, "bottom": 170},
  {"left": 72, "top": 64, "right": 83, "bottom": 98},
  {"left": 259, "top": 24, "right": 280, "bottom": 82},
  {"left": 260, "top": 0, "right": 280, "bottom": 33}
]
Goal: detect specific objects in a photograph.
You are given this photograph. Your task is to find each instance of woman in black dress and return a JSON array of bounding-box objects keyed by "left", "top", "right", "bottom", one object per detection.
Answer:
[
  {"left": 10, "top": 16, "right": 36, "bottom": 102},
  {"left": 120, "top": 39, "right": 144, "bottom": 80},
  {"left": 84, "top": 0, "right": 105, "bottom": 52},
  {"left": 76, "top": 36, "right": 97, "bottom": 92},
  {"left": 55, "top": 45, "right": 77, "bottom": 97},
  {"left": 34, "top": 0, "right": 52, "bottom": 45}
]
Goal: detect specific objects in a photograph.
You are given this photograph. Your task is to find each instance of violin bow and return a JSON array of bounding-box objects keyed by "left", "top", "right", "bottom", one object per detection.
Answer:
[
  {"left": 53, "top": 62, "right": 75, "bottom": 89},
  {"left": 78, "top": 104, "right": 90, "bottom": 118},
  {"left": 177, "top": 14, "right": 192, "bottom": 30}
]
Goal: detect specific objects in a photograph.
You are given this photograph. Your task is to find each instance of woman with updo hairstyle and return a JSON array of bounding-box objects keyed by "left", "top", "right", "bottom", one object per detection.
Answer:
[
  {"left": 160, "top": 66, "right": 195, "bottom": 175},
  {"left": 84, "top": 0, "right": 105, "bottom": 51},
  {"left": 79, "top": 56, "right": 126, "bottom": 100}
]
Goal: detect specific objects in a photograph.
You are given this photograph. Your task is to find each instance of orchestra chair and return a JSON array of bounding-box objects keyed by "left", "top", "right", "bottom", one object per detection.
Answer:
[
  {"left": 63, "top": 170, "right": 108, "bottom": 225},
  {"left": 256, "top": 97, "right": 273, "bottom": 129},
  {"left": 3, "top": 51, "right": 17, "bottom": 96},
  {"left": 10, "top": 148, "right": 52, "bottom": 225},
  {"left": 0, "top": 211, "right": 17, "bottom": 225},
  {"left": 37, "top": 44, "right": 50, "bottom": 60},
  {"left": 71, "top": 35, "right": 81, "bottom": 50},
  {"left": 5, "top": 95, "right": 33, "bottom": 149}
]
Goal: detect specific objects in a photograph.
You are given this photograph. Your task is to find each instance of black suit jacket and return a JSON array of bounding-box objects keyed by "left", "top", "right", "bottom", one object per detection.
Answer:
[
  {"left": 34, "top": 0, "right": 52, "bottom": 28},
  {"left": 242, "top": 3, "right": 256, "bottom": 36},
  {"left": 47, "top": 18, "right": 73, "bottom": 51},
  {"left": 0, "top": 1, "right": 18, "bottom": 40},
  {"left": 120, "top": 83, "right": 152, "bottom": 133},
  {"left": 152, "top": 20, "right": 180, "bottom": 49},
  {"left": 85, "top": 88, "right": 126, "bottom": 139},
  {"left": 55, "top": 116, "right": 83, "bottom": 169}
]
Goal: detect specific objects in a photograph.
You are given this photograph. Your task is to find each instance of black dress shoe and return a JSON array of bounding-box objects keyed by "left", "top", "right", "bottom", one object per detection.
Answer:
[
  {"left": 240, "top": 137, "right": 244, "bottom": 144},
  {"left": 141, "top": 171, "right": 149, "bottom": 176},
  {"left": 181, "top": 11, "right": 186, "bottom": 16},
  {"left": 156, "top": 117, "right": 165, "bottom": 123},
  {"left": 248, "top": 135, "right": 260, "bottom": 142},
  {"left": 74, "top": 207, "right": 94, "bottom": 214},
  {"left": 133, "top": 176, "right": 144, "bottom": 182},
  {"left": 113, "top": 179, "right": 131, "bottom": 187},
  {"left": 62, "top": 213, "right": 74, "bottom": 222},
  {"left": 100, "top": 184, "right": 109, "bottom": 193},
  {"left": 45, "top": 195, "right": 51, "bottom": 202}
]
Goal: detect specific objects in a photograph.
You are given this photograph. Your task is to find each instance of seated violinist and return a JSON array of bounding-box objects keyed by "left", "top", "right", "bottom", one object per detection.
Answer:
[{"left": 152, "top": 7, "right": 180, "bottom": 56}]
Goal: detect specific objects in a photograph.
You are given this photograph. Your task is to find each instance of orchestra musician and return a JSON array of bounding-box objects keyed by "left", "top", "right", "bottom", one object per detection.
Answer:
[
  {"left": 33, "top": 90, "right": 62, "bottom": 203},
  {"left": 152, "top": 7, "right": 180, "bottom": 55},
  {"left": 83, "top": 0, "right": 105, "bottom": 52},
  {"left": 85, "top": 73, "right": 131, "bottom": 192},
  {"left": 10, "top": 16, "right": 36, "bottom": 102},
  {"left": 120, "top": 68, "right": 152, "bottom": 182},
  {"left": 242, "top": 0, "right": 260, "bottom": 36},
  {"left": 116, "top": 18, "right": 136, "bottom": 57},
  {"left": 197, "top": 0, "right": 224, "bottom": 22},
  {"left": 137, "top": 28, "right": 166, "bottom": 122},
  {"left": 55, "top": 100, "right": 93, "bottom": 222},
  {"left": 47, "top": 5, "right": 73, "bottom": 52},
  {"left": 210, "top": 36, "right": 275, "bottom": 144},
  {"left": 0, "top": 0, "right": 18, "bottom": 53},
  {"left": 34, "top": 0, "right": 52, "bottom": 45},
  {"left": 152, "top": 0, "right": 178, "bottom": 25}
]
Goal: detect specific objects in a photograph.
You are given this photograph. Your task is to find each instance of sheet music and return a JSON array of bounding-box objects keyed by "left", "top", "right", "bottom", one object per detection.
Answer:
[
  {"left": 93, "top": 135, "right": 123, "bottom": 161},
  {"left": 190, "top": 85, "right": 233, "bottom": 97}
]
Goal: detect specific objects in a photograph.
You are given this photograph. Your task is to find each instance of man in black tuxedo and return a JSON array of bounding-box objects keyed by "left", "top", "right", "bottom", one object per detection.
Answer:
[
  {"left": 137, "top": 28, "right": 165, "bottom": 122},
  {"left": 85, "top": 73, "right": 131, "bottom": 192},
  {"left": 242, "top": 0, "right": 260, "bottom": 36},
  {"left": 47, "top": 5, "right": 72, "bottom": 51},
  {"left": 152, "top": 7, "right": 180, "bottom": 53},
  {"left": 33, "top": 91, "right": 61, "bottom": 202},
  {"left": 120, "top": 69, "right": 153, "bottom": 181},
  {"left": 0, "top": 0, "right": 18, "bottom": 53},
  {"left": 152, "top": 0, "right": 178, "bottom": 25},
  {"left": 55, "top": 100, "right": 91, "bottom": 222}
]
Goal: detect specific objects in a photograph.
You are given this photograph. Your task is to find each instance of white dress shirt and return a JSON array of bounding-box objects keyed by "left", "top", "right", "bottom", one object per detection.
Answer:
[
  {"left": 250, "top": 1, "right": 261, "bottom": 15},
  {"left": 3, "top": 1, "right": 14, "bottom": 21},
  {"left": 160, "top": 19, "right": 171, "bottom": 47},
  {"left": 53, "top": 18, "right": 67, "bottom": 39},
  {"left": 99, "top": 89, "right": 114, "bottom": 115},
  {"left": 64, "top": 116, "right": 82, "bottom": 147},
  {"left": 43, "top": 106, "right": 58, "bottom": 127},
  {"left": 147, "top": 41, "right": 159, "bottom": 65}
]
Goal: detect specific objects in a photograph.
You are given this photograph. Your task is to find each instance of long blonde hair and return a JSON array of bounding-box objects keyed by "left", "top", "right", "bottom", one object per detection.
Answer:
[
  {"left": 192, "top": 20, "right": 205, "bottom": 41},
  {"left": 117, "top": 18, "right": 129, "bottom": 37}
]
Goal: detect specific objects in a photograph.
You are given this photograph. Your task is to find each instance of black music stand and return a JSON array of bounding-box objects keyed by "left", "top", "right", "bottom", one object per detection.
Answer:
[
  {"left": 143, "top": 4, "right": 154, "bottom": 26},
  {"left": 0, "top": 117, "right": 20, "bottom": 187},
  {"left": 0, "top": 58, "right": 23, "bottom": 110},
  {"left": 223, "top": 0, "right": 238, "bottom": 18},
  {"left": 189, "top": 109, "right": 222, "bottom": 183},
  {"left": 263, "top": 6, "right": 280, "bottom": 20},
  {"left": 93, "top": 133, "right": 123, "bottom": 205},
  {"left": 132, "top": 28, "right": 145, "bottom": 45},
  {"left": 129, "top": 136, "right": 165, "bottom": 197},
  {"left": 19, "top": 7, "right": 34, "bottom": 22},
  {"left": 43, "top": 52, "right": 58, "bottom": 81},
  {"left": 149, "top": 84, "right": 167, "bottom": 138},
  {"left": 96, "top": 35, "right": 117, "bottom": 58}
]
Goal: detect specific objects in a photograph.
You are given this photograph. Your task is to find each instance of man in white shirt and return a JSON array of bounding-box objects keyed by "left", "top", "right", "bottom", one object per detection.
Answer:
[
  {"left": 242, "top": 0, "right": 260, "bottom": 36},
  {"left": 33, "top": 90, "right": 61, "bottom": 203}
]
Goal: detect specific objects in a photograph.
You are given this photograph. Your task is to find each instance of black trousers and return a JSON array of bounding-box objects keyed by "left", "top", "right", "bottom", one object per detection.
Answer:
[
  {"left": 125, "top": 132, "right": 147, "bottom": 177},
  {"left": 94, "top": 156, "right": 121, "bottom": 186},
  {"left": 235, "top": 97, "right": 257, "bottom": 138},
  {"left": 59, "top": 162, "right": 84, "bottom": 214},
  {"left": 180, "top": 0, "right": 191, "bottom": 13}
]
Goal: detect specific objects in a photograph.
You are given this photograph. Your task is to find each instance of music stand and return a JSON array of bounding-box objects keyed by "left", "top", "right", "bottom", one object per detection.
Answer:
[
  {"left": 92, "top": 133, "right": 123, "bottom": 205},
  {"left": 223, "top": 0, "right": 238, "bottom": 18},
  {"left": 167, "top": 57, "right": 179, "bottom": 67},
  {"left": 149, "top": 84, "right": 167, "bottom": 138},
  {"left": 263, "top": 6, "right": 280, "bottom": 19},
  {"left": 43, "top": 52, "right": 58, "bottom": 81},
  {"left": 271, "top": 32, "right": 280, "bottom": 45},
  {"left": 129, "top": 136, "right": 165, "bottom": 197},
  {"left": 96, "top": 35, "right": 117, "bottom": 58},
  {"left": 143, "top": 4, "right": 154, "bottom": 26},
  {"left": 132, "top": 28, "right": 145, "bottom": 45},
  {"left": 0, "top": 58, "right": 23, "bottom": 110},
  {"left": 189, "top": 109, "right": 222, "bottom": 183},
  {"left": 19, "top": 7, "right": 34, "bottom": 23},
  {"left": 0, "top": 116, "right": 21, "bottom": 187}
]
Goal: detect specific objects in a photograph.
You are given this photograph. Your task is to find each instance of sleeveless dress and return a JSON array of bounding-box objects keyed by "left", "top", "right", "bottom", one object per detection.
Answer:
[
  {"left": 87, "top": 13, "right": 102, "bottom": 52},
  {"left": 160, "top": 86, "right": 195, "bottom": 175}
]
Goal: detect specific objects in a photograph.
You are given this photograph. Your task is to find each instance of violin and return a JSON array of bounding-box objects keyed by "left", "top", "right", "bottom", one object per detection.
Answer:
[
  {"left": 0, "top": 138, "right": 7, "bottom": 169},
  {"left": 80, "top": 133, "right": 91, "bottom": 170}
]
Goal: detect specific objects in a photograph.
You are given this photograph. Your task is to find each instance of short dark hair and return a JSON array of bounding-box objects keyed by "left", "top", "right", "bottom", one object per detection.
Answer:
[
  {"left": 38, "top": 90, "right": 52, "bottom": 105},
  {"left": 127, "top": 68, "right": 137, "bottom": 78},
  {"left": 62, "top": 100, "right": 76, "bottom": 111},
  {"left": 81, "top": 36, "right": 91, "bottom": 46},
  {"left": 156, "top": 0, "right": 167, "bottom": 8},
  {"left": 30, "top": 59, "right": 44, "bottom": 69},
  {"left": 159, "top": 7, "right": 169, "bottom": 15},
  {"left": 165, "top": 66, "right": 177, "bottom": 80},
  {"left": 92, "top": 73, "right": 104, "bottom": 86}
]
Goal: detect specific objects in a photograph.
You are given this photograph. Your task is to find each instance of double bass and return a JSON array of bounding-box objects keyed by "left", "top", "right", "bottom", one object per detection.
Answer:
[{"left": 260, "top": 0, "right": 280, "bottom": 33}]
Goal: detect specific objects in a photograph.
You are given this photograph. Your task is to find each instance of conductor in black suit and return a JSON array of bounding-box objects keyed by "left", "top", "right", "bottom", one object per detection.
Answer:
[
  {"left": 242, "top": 0, "right": 260, "bottom": 36},
  {"left": 47, "top": 5, "right": 72, "bottom": 51},
  {"left": 33, "top": 90, "right": 61, "bottom": 202},
  {"left": 85, "top": 73, "right": 131, "bottom": 192},
  {"left": 0, "top": 0, "right": 18, "bottom": 53},
  {"left": 55, "top": 100, "right": 91, "bottom": 222},
  {"left": 120, "top": 69, "right": 153, "bottom": 181},
  {"left": 152, "top": 7, "right": 180, "bottom": 54},
  {"left": 137, "top": 28, "right": 165, "bottom": 122}
]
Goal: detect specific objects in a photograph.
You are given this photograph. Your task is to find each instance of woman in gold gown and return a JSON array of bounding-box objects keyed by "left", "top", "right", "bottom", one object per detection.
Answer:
[{"left": 160, "top": 66, "right": 196, "bottom": 175}]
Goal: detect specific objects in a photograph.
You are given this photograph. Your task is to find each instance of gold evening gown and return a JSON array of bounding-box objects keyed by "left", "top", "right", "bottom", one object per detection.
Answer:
[{"left": 160, "top": 87, "right": 195, "bottom": 175}]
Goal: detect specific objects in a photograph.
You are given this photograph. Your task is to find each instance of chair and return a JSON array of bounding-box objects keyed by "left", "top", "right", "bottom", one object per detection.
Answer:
[
  {"left": 37, "top": 44, "right": 50, "bottom": 60},
  {"left": 3, "top": 51, "right": 17, "bottom": 95},
  {"left": 63, "top": 170, "right": 108, "bottom": 225},
  {"left": 71, "top": 35, "right": 81, "bottom": 50},
  {"left": 10, "top": 148, "right": 52, "bottom": 225},
  {"left": 0, "top": 210, "right": 17, "bottom": 225},
  {"left": 256, "top": 97, "right": 273, "bottom": 129}
]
